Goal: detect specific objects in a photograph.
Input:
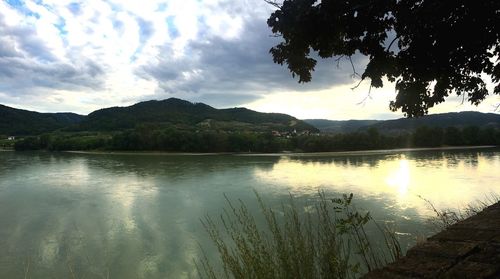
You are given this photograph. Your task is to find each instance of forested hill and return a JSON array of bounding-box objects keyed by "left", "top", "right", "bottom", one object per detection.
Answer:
[
  {"left": 304, "top": 119, "right": 381, "bottom": 133},
  {"left": 75, "top": 98, "right": 317, "bottom": 132},
  {"left": 0, "top": 104, "right": 84, "bottom": 135},
  {"left": 1, "top": 98, "right": 318, "bottom": 135},
  {"left": 306, "top": 112, "right": 500, "bottom": 134}
]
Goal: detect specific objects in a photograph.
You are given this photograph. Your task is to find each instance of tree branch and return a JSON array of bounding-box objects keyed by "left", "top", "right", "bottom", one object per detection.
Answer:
[
  {"left": 386, "top": 36, "right": 399, "bottom": 52},
  {"left": 357, "top": 85, "right": 373, "bottom": 105},
  {"left": 349, "top": 56, "right": 361, "bottom": 78},
  {"left": 351, "top": 78, "right": 364, "bottom": 90},
  {"left": 334, "top": 55, "right": 345, "bottom": 68},
  {"left": 264, "top": 0, "right": 282, "bottom": 9}
]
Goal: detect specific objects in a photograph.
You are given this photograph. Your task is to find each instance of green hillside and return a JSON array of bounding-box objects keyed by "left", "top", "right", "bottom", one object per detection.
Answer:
[
  {"left": 306, "top": 112, "right": 500, "bottom": 134},
  {"left": 304, "top": 119, "right": 381, "bottom": 133},
  {"left": 76, "top": 98, "right": 318, "bottom": 132},
  {"left": 367, "top": 112, "right": 500, "bottom": 133},
  {"left": 0, "top": 104, "right": 84, "bottom": 136}
]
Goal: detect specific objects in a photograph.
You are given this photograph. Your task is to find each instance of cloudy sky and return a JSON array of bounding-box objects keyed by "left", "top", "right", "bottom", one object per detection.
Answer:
[{"left": 0, "top": 0, "right": 498, "bottom": 120}]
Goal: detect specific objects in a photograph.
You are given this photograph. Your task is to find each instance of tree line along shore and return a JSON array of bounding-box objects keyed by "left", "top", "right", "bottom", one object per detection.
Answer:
[{"left": 8, "top": 125, "right": 500, "bottom": 153}]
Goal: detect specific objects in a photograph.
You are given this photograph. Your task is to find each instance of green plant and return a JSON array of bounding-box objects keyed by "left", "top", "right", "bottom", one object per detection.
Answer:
[
  {"left": 419, "top": 194, "right": 500, "bottom": 229},
  {"left": 197, "top": 192, "right": 401, "bottom": 279}
]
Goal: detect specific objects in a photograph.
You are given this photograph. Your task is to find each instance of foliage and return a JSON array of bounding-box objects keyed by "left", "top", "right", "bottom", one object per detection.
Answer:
[
  {"left": 267, "top": 0, "right": 500, "bottom": 116},
  {"left": 13, "top": 125, "right": 500, "bottom": 152},
  {"left": 0, "top": 99, "right": 318, "bottom": 136},
  {"left": 197, "top": 192, "right": 401, "bottom": 279},
  {"left": 0, "top": 104, "right": 83, "bottom": 136},
  {"left": 76, "top": 98, "right": 318, "bottom": 133},
  {"left": 0, "top": 138, "right": 15, "bottom": 149},
  {"left": 14, "top": 132, "right": 110, "bottom": 151},
  {"left": 419, "top": 194, "right": 500, "bottom": 230}
]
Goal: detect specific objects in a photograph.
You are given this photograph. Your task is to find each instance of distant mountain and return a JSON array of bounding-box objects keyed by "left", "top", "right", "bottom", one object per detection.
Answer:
[
  {"left": 0, "top": 104, "right": 84, "bottom": 135},
  {"left": 1, "top": 98, "right": 318, "bottom": 135},
  {"left": 368, "top": 111, "right": 500, "bottom": 133},
  {"left": 5, "top": 99, "right": 496, "bottom": 137},
  {"left": 306, "top": 111, "right": 500, "bottom": 134},
  {"left": 77, "top": 98, "right": 318, "bottom": 132},
  {"left": 304, "top": 119, "right": 381, "bottom": 133}
]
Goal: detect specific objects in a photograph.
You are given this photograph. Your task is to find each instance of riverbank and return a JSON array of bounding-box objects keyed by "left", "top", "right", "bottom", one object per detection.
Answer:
[
  {"left": 363, "top": 201, "right": 500, "bottom": 278},
  {"left": 237, "top": 145, "right": 498, "bottom": 157},
  {"left": 61, "top": 145, "right": 497, "bottom": 157}
]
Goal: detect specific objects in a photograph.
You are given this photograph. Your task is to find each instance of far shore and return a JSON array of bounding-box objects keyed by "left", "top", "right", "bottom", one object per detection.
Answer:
[{"left": 60, "top": 145, "right": 498, "bottom": 157}]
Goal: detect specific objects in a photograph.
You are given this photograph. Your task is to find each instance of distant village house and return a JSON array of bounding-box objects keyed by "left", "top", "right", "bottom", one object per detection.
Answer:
[{"left": 7, "top": 136, "right": 15, "bottom": 140}]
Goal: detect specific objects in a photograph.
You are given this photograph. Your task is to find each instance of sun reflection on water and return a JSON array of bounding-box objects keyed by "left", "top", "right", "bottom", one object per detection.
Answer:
[
  {"left": 253, "top": 152, "right": 500, "bottom": 217},
  {"left": 386, "top": 158, "right": 410, "bottom": 196},
  {"left": 1, "top": 150, "right": 499, "bottom": 278}
]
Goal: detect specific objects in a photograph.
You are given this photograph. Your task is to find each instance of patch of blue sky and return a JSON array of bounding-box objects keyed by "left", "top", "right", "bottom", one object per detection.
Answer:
[
  {"left": 67, "top": 2, "right": 81, "bottom": 15},
  {"left": 5, "top": 0, "right": 40, "bottom": 18},
  {"left": 112, "top": 19, "right": 125, "bottom": 33},
  {"left": 157, "top": 2, "right": 167, "bottom": 12},
  {"left": 54, "top": 21, "right": 68, "bottom": 36},
  {"left": 196, "top": 16, "right": 208, "bottom": 38},
  {"left": 137, "top": 17, "right": 154, "bottom": 44},
  {"left": 130, "top": 42, "right": 145, "bottom": 63},
  {"left": 130, "top": 48, "right": 142, "bottom": 62},
  {"left": 106, "top": 0, "right": 122, "bottom": 13},
  {"left": 166, "top": 16, "right": 179, "bottom": 39},
  {"left": 6, "top": 0, "right": 23, "bottom": 7}
]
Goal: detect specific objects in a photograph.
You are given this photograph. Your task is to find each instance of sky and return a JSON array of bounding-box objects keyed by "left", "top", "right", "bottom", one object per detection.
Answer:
[{"left": 0, "top": 0, "right": 498, "bottom": 120}]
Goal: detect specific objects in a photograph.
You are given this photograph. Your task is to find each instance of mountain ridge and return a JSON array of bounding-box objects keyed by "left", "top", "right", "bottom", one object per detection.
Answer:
[
  {"left": 2, "top": 99, "right": 499, "bottom": 136},
  {"left": 78, "top": 98, "right": 317, "bottom": 132},
  {"left": 0, "top": 98, "right": 318, "bottom": 135},
  {"left": 0, "top": 104, "right": 85, "bottom": 135},
  {"left": 305, "top": 111, "right": 500, "bottom": 134}
]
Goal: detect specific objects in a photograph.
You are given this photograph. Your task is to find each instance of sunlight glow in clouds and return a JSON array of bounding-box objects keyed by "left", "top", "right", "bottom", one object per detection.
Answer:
[{"left": 0, "top": 0, "right": 498, "bottom": 119}]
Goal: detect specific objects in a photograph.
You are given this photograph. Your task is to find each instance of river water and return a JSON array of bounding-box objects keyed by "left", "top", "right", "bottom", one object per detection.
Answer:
[{"left": 0, "top": 148, "right": 498, "bottom": 278}]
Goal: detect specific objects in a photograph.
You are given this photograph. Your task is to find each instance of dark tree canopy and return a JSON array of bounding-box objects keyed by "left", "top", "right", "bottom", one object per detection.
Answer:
[{"left": 266, "top": 0, "right": 500, "bottom": 117}]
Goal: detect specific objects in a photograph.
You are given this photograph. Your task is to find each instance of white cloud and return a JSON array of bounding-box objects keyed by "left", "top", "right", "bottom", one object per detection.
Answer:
[{"left": 0, "top": 0, "right": 497, "bottom": 119}]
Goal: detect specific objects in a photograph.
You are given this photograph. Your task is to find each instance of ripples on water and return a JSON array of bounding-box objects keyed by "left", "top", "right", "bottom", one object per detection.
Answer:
[{"left": 0, "top": 148, "right": 498, "bottom": 278}]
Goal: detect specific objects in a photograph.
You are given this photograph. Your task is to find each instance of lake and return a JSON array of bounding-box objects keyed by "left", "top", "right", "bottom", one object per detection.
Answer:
[{"left": 0, "top": 148, "right": 499, "bottom": 278}]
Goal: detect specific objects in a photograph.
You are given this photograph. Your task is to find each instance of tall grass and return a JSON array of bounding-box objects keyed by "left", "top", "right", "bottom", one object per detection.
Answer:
[
  {"left": 419, "top": 193, "right": 500, "bottom": 229},
  {"left": 196, "top": 192, "right": 401, "bottom": 279}
]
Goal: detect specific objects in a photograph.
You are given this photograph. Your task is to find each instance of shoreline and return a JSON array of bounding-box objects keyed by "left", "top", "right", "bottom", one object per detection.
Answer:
[{"left": 61, "top": 145, "right": 498, "bottom": 157}]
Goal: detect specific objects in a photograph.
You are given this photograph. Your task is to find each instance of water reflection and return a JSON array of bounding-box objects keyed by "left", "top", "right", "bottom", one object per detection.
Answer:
[
  {"left": 386, "top": 158, "right": 410, "bottom": 196},
  {"left": 254, "top": 150, "right": 499, "bottom": 217},
  {"left": 0, "top": 148, "right": 498, "bottom": 278}
]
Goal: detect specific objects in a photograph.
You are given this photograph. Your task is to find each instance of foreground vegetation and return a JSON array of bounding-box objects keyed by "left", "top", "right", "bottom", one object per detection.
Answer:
[
  {"left": 198, "top": 192, "right": 500, "bottom": 279},
  {"left": 197, "top": 192, "right": 401, "bottom": 279},
  {"left": 420, "top": 194, "right": 500, "bottom": 230},
  {"left": 12, "top": 125, "right": 500, "bottom": 152}
]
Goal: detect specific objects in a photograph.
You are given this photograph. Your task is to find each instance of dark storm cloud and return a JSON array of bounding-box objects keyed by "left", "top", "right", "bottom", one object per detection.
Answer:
[
  {"left": 0, "top": 13, "right": 105, "bottom": 95},
  {"left": 138, "top": 16, "right": 368, "bottom": 107},
  {"left": 0, "top": 57, "right": 103, "bottom": 90}
]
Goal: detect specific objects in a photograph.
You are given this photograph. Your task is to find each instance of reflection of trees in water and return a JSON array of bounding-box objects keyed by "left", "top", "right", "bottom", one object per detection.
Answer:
[
  {"left": 2, "top": 152, "right": 281, "bottom": 179},
  {"left": 1, "top": 148, "right": 498, "bottom": 277},
  {"left": 412, "top": 149, "right": 494, "bottom": 168},
  {"left": 78, "top": 153, "right": 281, "bottom": 177},
  {"left": 286, "top": 155, "right": 383, "bottom": 168},
  {"left": 2, "top": 148, "right": 497, "bottom": 178}
]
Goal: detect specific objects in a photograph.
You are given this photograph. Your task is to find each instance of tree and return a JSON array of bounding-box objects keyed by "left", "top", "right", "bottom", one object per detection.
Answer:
[
  {"left": 266, "top": 0, "right": 499, "bottom": 117},
  {"left": 444, "top": 126, "right": 464, "bottom": 146},
  {"left": 413, "top": 126, "right": 443, "bottom": 147}
]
